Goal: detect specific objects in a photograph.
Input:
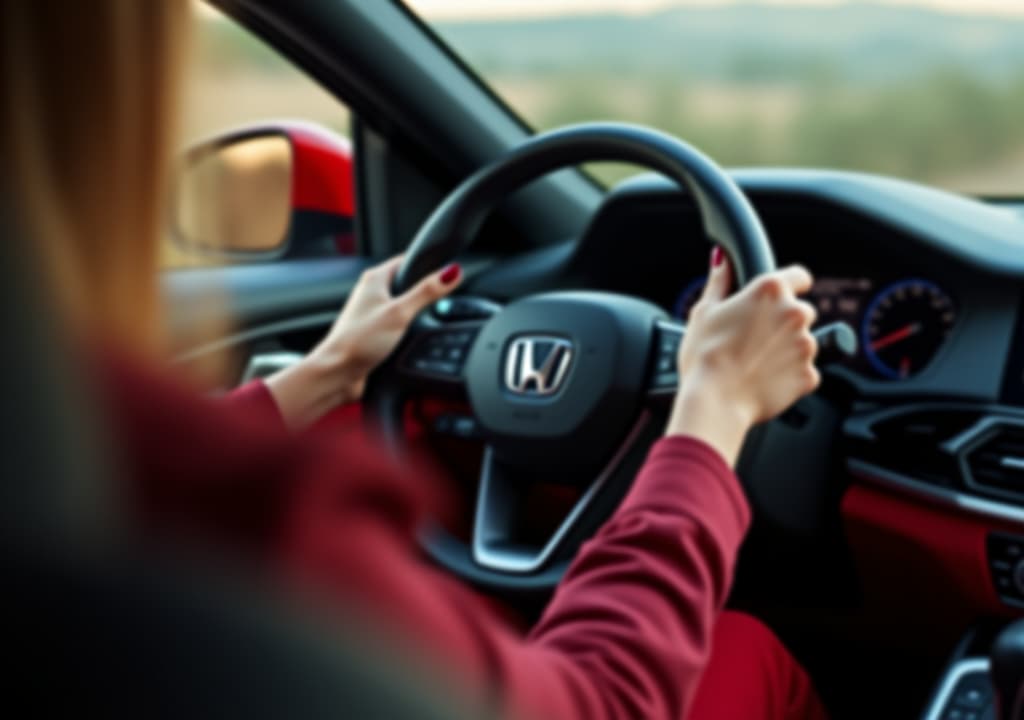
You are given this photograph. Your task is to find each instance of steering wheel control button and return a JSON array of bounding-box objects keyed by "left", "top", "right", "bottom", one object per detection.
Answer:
[
  {"left": 650, "top": 323, "right": 683, "bottom": 393},
  {"left": 433, "top": 296, "right": 501, "bottom": 322},
  {"left": 433, "top": 413, "right": 481, "bottom": 439},
  {"left": 931, "top": 668, "right": 993, "bottom": 720},
  {"left": 936, "top": 671, "right": 993, "bottom": 720},
  {"left": 404, "top": 328, "right": 479, "bottom": 380},
  {"left": 987, "top": 533, "right": 1024, "bottom": 607}
]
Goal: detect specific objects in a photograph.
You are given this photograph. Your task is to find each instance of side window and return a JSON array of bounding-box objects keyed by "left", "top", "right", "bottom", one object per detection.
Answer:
[{"left": 164, "top": 5, "right": 355, "bottom": 268}]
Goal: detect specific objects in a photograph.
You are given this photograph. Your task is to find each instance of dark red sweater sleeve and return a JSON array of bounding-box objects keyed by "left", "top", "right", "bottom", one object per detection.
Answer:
[
  {"left": 224, "top": 380, "right": 287, "bottom": 429},
  {"left": 279, "top": 432, "right": 750, "bottom": 720},
  {"left": 109, "top": 362, "right": 750, "bottom": 720}
]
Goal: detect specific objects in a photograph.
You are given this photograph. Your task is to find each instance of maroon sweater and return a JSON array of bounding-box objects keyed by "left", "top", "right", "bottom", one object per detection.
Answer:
[{"left": 102, "top": 357, "right": 750, "bottom": 720}]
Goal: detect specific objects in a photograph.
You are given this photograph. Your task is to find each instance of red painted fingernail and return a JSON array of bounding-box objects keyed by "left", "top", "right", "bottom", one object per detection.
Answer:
[
  {"left": 440, "top": 263, "right": 461, "bottom": 285},
  {"left": 711, "top": 247, "right": 723, "bottom": 267}
]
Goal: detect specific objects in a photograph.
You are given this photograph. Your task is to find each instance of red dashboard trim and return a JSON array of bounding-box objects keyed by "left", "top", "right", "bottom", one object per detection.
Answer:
[{"left": 842, "top": 482, "right": 1021, "bottom": 625}]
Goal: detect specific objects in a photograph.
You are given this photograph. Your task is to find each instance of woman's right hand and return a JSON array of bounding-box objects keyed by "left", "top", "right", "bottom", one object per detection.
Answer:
[{"left": 667, "top": 247, "right": 820, "bottom": 466}]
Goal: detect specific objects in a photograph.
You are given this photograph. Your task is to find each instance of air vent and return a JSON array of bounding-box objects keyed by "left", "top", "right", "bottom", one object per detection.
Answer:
[
  {"left": 874, "top": 410, "right": 977, "bottom": 447},
  {"left": 964, "top": 425, "right": 1024, "bottom": 501},
  {"left": 865, "top": 409, "right": 977, "bottom": 487}
]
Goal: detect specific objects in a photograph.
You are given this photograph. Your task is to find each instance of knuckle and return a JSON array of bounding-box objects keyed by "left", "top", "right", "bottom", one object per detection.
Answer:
[
  {"left": 800, "top": 300, "right": 818, "bottom": 325},
  {"left": 426, "top": 279, "right": 446, "bottom": 299},
  {"left": 756, "top": 276, "right": 784, "bottom": 301},
  {"left": 698, "top": 342, "right": 727, "bottom": 370},
  {"left": 798, "top": 333, "right": 817, "bottom": 358},
  {"left": 782, "top": 305, "right": 805, "bottom": 329},
  {"left": 359, "top": 268, "right": 377, "bottom": 285},
  {"left": 803, "top": 366, "right": 821, "bottom": 393},
  {"left": 387, "top": 302, "right": 413, "bottom": 325}
]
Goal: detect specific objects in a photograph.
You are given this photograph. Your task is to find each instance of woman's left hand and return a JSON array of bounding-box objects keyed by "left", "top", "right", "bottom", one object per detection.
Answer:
[{"left": 265, "top": 255, "right": 462, "bottom": 430}]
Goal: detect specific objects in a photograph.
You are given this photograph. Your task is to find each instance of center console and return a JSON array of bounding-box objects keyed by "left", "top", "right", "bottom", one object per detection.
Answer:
[
  {"left": 924, "top": 657, "right": 994, "bottom": 720},
  {"left": 923, "top": 619, "right": 1024, "bottom": 720}
]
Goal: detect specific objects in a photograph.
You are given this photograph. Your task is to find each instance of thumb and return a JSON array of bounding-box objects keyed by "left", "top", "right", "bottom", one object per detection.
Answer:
[
  {"left": 701, "top": 246, "right": 732, "bottom": 303},
  {"left": 396, "top": 262, "right": 462, "bottom": 317}
]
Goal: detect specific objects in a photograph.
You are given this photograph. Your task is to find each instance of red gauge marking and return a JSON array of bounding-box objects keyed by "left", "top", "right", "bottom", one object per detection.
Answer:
[
  {"left": 870, "top": 322, "right": 921, "bottom": 351},
  {"left": 899, "top": 356, "right": 911, "bottom": 378}
]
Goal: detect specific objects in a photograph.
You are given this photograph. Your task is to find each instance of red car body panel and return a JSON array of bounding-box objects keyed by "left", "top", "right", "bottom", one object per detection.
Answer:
[{"left": 285, "top": 122, "right": 355, "bottom": 217}]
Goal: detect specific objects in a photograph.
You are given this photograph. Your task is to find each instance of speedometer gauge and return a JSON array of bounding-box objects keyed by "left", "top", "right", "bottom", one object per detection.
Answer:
[{"left": 862, "top": 279, "right": 955, "bottom": 380}]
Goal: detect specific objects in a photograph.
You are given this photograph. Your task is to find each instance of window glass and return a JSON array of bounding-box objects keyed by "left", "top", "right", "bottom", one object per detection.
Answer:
[
  {"left": 165, "top": 5, "right": 353, "bottom": 267},
  {"left": 408, "top": 0, "right": 1024, "bottom": 196}
]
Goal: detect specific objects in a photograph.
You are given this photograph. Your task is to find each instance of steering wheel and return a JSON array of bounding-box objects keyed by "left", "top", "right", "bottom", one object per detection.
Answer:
[{"left": 365, "top": 123, "right": 775, "bottom": 592}]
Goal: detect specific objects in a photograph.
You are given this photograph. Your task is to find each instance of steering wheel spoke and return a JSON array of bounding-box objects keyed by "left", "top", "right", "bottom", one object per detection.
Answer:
[{"left": 472, "top": 413, "right": 652, "bottom": 574}]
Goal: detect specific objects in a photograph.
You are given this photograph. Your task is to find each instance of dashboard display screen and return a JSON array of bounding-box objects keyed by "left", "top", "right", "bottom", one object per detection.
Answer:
[{"left": 807, "top": 276, "right": 874, "bottom": 327}]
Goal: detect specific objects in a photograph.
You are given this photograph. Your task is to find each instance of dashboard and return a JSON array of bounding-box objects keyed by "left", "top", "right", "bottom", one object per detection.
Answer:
[
  {"left": 532, "top": 168, "right": 1024, "bottom": 399},
  {"left": 452, "top": 166, "right": 1024, "bottom": 671}
]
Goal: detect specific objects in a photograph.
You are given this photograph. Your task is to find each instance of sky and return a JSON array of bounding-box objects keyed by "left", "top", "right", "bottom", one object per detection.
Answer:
[{"left": 407, "top": 0, "right": 1024, "bottom": 20}]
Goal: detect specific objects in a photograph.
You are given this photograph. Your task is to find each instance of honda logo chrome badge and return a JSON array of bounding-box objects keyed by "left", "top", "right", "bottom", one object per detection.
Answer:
[{"left": 504, "top": 336, "right": 573, "bottom": 396}]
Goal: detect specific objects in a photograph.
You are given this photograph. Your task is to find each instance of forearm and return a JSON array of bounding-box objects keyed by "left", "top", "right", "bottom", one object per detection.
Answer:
[
  {"left": 283, "top": 433, "right": 750, "bottom": 720},
  {"left": 524, "top": 435, "right": 750, "bottom": 717},
  {"left": 264, "top": 353, "right": 361, "bottom": 431},
  {"left": 666, "top": 376, "right": 753, "bottom": 467}
]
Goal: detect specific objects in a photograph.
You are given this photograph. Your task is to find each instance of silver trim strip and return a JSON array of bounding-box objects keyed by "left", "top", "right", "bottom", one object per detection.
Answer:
[
  {"left": 175, "top": 312, "right": 337, "bottom": 363},
  {"left": 848, "top": 458, "right": 1024, "bottom": 526},
  {"left": 942, "top": 415, "right": 1024, "bottom": 505},
  {"left": 922, "top": 658, "right": 990, "bottom": 720},
  {"left": 240, "top": 351, "right": 304, "bottom": 383},
  {"left": 656, "top": 319, "right": 685, "bottom": 334},
  {"left": 472, "top": 412, "right": 651, "bottom": 574},
  {"left": 943, "top": 415, "right": 1024, "bottom": 455}
]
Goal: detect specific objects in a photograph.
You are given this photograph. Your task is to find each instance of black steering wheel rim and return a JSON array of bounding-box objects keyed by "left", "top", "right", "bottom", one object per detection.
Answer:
[
  {"left": 392, "top": 122, "right": 774, "bottom": 294},
  {"left": 368, "top": 122, "right": 776, "bottom": 592}
]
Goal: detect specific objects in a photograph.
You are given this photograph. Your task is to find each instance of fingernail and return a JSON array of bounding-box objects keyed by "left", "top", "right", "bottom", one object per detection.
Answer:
[
  {"left": 440, "top": 263, "right": 461, "bottom": 285},
  {"left": 711, "top": 247, "right": 724, "bottom": 267}
]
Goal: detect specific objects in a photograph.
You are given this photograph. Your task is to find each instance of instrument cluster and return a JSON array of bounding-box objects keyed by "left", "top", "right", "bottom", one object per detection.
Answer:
[{"left": 672, "top": 275, "right": 957, "bottom": 380}]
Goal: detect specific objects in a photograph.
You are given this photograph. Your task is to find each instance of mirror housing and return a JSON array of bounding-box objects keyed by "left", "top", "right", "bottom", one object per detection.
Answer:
[{"left": 172, "top": 121, "right": 354, "bottom": 260}]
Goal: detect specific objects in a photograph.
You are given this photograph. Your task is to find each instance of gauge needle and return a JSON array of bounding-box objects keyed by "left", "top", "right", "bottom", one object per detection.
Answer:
[{"left": 871, "top": 322, "right": 922, "bottom": 351}]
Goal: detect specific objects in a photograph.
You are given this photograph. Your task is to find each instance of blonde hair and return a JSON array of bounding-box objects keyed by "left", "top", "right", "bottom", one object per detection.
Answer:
[{"left": 1, "top": 0, "right": 190, "bottom": 353}]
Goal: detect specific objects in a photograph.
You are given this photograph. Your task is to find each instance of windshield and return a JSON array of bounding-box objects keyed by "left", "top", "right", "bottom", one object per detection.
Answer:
[{"left": 407, "top": 0, "right": 1024, "bottom": 195}]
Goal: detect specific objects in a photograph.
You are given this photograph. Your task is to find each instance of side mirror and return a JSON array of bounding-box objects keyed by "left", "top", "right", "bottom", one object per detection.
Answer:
[{"left": 172, "top": 123, "right": 354, "bottom": 260}]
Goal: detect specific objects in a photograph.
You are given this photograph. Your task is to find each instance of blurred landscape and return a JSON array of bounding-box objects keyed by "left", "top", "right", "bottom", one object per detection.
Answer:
[
  {"left": 182, "top": 1, "right": 1024, "bottom": 206},
  {"left": 182, "top": 9, "right": 349, "bottom": 146},
  {"left": 430, "top": 2, "right": 1024, "bottom": 194}
]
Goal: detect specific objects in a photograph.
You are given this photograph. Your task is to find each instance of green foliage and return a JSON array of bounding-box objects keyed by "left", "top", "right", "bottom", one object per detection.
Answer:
[{"left": 436, "top": 3, "right": 1024, "bottom": 192}]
